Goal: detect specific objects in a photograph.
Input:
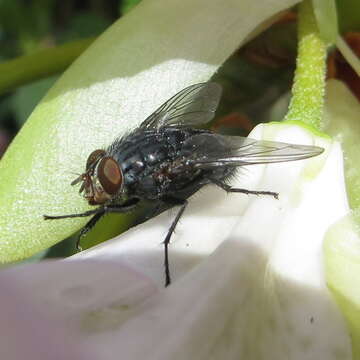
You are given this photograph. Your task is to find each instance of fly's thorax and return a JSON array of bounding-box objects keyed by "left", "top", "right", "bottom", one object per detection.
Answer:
[{"left": 96, "top": 127, "right": 212, "bottom": 200}]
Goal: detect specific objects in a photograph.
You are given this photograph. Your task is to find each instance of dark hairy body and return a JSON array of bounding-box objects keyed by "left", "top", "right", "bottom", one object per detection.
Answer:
[
  {"left": 110, "top": 126, "right": 234, "bottom": 202},
  {"left": 44, "top": 82, "right": 323, "bottom": 286}
]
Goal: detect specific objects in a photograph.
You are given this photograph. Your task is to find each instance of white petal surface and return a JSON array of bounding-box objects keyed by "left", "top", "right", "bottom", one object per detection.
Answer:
[
  {"left": 71, "top": 124, "right": 352, "bottom": 359},
  {"left": 0, "top": 261, "right": 157, "bottom": 358}
]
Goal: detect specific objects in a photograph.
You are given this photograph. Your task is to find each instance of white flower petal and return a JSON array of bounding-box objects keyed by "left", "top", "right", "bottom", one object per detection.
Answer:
[
  {"left": 0, "top": 261, "right": 157, "bottom": 358},
  {"left": 72, "top": 123, "right": 351, "bottom": 358}
]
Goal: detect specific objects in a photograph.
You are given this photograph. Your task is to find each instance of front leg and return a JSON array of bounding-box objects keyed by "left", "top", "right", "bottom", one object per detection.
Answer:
[
  {"left": 77, "top": 199, "right": 140, "bottom": 250},
  {"left": 103, "top": 199, "right": 140, "bottom": 214},
  {"left": 44, "top": 198, "right": 140, "bottom": 251},
  {"left": 77, "top": 211, "right": 105, "bottom": 251},
  {"left": 76, "top": 200, "right": 140, "bottom": 251},
  {"left": 43, "top": 207, "right": 104, "bottom": 220},
  {"left": 43, "top": 198, "right": 140, "bottom": 221}
]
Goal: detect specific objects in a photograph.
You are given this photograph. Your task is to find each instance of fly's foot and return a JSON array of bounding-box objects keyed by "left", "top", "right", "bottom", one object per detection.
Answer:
[{"left": 76, "top": 242, "right": 83, "bottom": 252}]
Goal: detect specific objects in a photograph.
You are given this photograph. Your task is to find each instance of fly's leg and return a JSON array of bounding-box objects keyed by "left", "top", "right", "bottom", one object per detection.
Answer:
[
  {"left": 44, "top": 208, "right": 105, "bottom": 251},
  {"left": 43, "top": 198, "right": 140, "bottom": 221},
  {"left": 102, "top": 201, "right": 139, "bottom": 214},
  {"left": 76, "top": 201, "right": 140, "bottom": 251},
  {"left": 44, "top": 198, "right": 140, "bottom": 250},
  {"left": 210, "top": 178, "right": 278, "bottom": 199},
  {"left": 76, "top": 200, "right": 140, "bottom": 250},
  {"left": 161, "top": 197, "right": 188, "bottom": 287},
  {"left": 161, "top": 198, "right": 188, "bottom": 287},
  {"left": 76, "top": 211, "right": 105, "bottom": 251},
  {"left": 43, "top": 208, "right": 104, "bottom": 220}
]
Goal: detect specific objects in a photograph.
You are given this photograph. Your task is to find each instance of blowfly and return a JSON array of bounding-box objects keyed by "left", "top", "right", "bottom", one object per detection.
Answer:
[{"left": 44, "top": 82, "right": 324, "bottom": 286}]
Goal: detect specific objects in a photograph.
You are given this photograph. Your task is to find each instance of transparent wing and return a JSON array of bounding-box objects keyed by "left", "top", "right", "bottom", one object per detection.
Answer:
[
  {"left": 140, "top": 82, "right": 222, "bottom": 129},
  {"left": 182, "top": 133, "right": 324, "bottom": 168}
]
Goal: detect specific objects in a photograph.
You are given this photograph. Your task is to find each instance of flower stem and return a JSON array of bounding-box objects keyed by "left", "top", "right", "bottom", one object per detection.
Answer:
[
  {"left": 0, "top": 37, "right": 95, "bottom": 95},
  {"left": 284, "top": 0, "right": 327, "bottom": 131}
]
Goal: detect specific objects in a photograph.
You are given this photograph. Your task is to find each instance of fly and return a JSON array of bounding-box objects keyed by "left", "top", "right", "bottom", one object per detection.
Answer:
[{"left": 44, "top": 82, "right": 324, "bottom": 286}]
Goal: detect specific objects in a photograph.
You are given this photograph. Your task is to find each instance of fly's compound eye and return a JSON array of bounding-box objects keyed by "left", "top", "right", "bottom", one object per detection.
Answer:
[
  {"left": 97, "top": 156, "right": 123, "bottom": 195},
  {"left": 86, "top": 149, "right": 106, "bottom": 170}
]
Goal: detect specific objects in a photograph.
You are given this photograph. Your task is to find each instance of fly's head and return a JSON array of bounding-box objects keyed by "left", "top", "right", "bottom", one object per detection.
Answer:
[{"left": 71, "top": 149, "right": 124, "bottom": 205}]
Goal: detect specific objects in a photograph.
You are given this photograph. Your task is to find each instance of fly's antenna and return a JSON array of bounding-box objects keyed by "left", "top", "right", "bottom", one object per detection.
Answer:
[{"left": 68, "top": 171, "right": 81, "bottom": 176}]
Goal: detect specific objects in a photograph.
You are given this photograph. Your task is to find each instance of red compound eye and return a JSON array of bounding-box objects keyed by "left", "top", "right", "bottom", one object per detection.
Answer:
[{"left": 97, "top": 156, "right": 123, "bottom": 195}]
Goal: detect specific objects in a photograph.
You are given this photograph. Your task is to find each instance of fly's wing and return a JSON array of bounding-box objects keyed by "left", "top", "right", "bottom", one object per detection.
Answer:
[
  {"left": 182, "top": 133, "right": 324, "bottom": 169},
  {"left": 140, "top": 82, "right": 222, "bottom": 130}
]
